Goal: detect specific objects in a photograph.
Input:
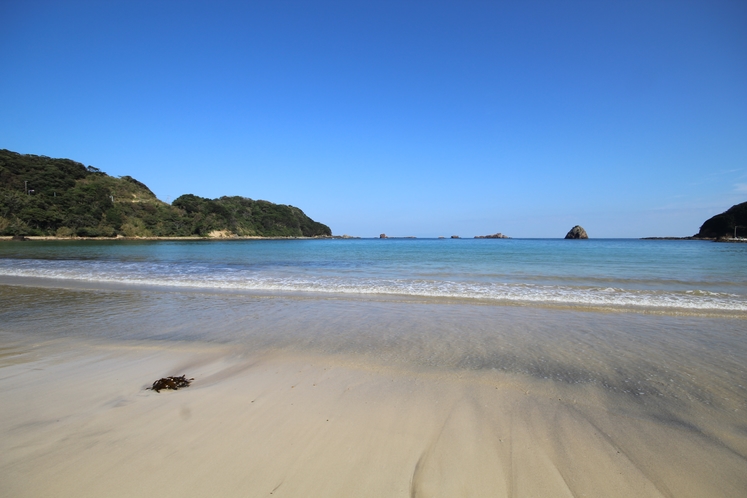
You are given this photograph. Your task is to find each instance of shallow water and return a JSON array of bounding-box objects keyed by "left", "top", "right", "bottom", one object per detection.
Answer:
[
  {"left": 2, "top": 283, "right": 745, "bottom": 423},
  {"left": 1, "top": 238, "right": 746, "bottom": 313}
]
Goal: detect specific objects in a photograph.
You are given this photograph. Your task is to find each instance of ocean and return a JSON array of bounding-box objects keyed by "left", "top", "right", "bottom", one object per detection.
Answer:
[
  {"left": 2, "top": 237, "right": 745, "bottom": 389},
  {"left": 1, "top": 238, "right": 745, "bottom": 315}
]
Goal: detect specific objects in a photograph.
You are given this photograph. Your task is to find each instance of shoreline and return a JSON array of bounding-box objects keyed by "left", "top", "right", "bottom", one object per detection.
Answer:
[
  {"left": 641, "top": 236, "right": 747, "bottom": 243},
  {"left": 3, "top": 235, "right": 745, "bottom": 242},
  {"left": 1, "top": 275, "right": 745, "bottom": 319},
  {"left": 2, "top": 279, "right": 747, "bottom": 496},
  {"left": 0, "top": 235, "right": 348, "bottom": 241}
]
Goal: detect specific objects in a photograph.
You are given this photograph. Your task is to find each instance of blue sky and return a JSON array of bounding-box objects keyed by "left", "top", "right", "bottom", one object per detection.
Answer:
[{"left": 1, "top": 1, "right": 745, "bottom": 237}]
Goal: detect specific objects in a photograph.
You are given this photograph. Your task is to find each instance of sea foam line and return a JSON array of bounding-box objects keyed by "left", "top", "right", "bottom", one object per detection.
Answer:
[{"left": 1, "top": 260, "right": 746, "bottom": 312}]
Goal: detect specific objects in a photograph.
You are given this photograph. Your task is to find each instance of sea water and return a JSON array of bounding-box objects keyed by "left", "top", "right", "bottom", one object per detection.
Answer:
[
  {"left": 1, "top": 237, "right": 746, "bottom": 385},
  {"left": 2, "top": 238, "right": 746, "bottom": 495},
  {"left": 0, "top": 238, "right": 745, "bottom": 314},
  {"left": 2, "top": 237, "right": 745, "bottom": 388}
]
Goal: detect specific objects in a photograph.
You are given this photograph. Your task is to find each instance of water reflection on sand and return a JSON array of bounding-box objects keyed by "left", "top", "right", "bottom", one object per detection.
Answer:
[{"left": 1, "top": 282, "right": 746, "bottom": 497}]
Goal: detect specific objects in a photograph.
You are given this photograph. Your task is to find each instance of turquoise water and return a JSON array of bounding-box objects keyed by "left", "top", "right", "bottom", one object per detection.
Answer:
[{"left": 1, "top": 238, "right": 746, "bottom": 313}]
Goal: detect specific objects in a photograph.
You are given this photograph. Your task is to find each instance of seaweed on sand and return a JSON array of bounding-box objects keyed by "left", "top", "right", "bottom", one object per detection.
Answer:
[{"left": 147, "top": 375, "right": 194, "bottom": 393}]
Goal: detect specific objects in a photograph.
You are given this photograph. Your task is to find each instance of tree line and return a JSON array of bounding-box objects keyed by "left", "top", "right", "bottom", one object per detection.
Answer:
[{"left": 0, "top": 149, "right": 331, "bottom": 238}]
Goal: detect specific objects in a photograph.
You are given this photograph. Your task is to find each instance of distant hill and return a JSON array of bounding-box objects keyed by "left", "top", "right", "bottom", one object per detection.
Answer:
[
  {"left": 0, "top": 149, "right": 331, "bottom": 238},
  {"left": 695, "top": 201, "right": 747, "bottom": 238}
]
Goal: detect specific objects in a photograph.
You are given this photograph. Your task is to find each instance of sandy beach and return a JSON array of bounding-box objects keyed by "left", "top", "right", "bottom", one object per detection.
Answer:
[
  {"left": 1, "top": 237, "right": 747, "bottom": 498},
  {"left": 2, "top": 327, "right": 746, "bottom": 497}
]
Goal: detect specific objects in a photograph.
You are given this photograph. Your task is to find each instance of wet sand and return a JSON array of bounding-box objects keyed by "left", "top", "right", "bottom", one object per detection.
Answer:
[{"left": 1, "top": 282, "right": 746, "bottom": 497}]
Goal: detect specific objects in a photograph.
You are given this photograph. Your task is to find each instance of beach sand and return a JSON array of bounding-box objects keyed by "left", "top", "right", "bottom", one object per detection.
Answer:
[
  {"left": 1, "top": 337, "right": 746, "bottom": 497},
  {"left": 1, "top": 280, "right": 747, "bottom": 497}
]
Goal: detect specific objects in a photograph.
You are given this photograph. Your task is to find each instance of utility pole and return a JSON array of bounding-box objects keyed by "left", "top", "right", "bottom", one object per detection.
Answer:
[{"left": 24, "top": 181, "right": 28, "bottom": 194}]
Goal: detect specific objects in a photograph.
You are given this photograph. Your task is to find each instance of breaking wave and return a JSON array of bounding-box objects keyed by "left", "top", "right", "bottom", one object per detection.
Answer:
[{"left": 2, "top": 258, "right": 746, "bottom": 313}]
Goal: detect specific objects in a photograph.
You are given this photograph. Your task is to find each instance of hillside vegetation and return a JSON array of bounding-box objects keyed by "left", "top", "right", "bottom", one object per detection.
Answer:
[
  {"left": 696, "top": 201, "right": 747, "bottom": 238},
  {"left": 0, "top": 149, "right": 331, "bottom": 238}
]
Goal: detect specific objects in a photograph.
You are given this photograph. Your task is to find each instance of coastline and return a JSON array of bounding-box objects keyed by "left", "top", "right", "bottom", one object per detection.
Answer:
[
  {"left": 1, "top": 273, "right": 745, "bottom": 320},
  {"left": 0, "top": 235, "right": 343, "bottom": 241},
  {"left": 641, "top": 236, "right": 747, "bottom": 243},
  {"left": 4, "top": 235, "right": 745, "bottom": 242},
  {"left": 640, "top": 236, "right": 713, "bottom": 240},
  {"left": 1, "top": 281, "right": 747, "bottom": 496}
]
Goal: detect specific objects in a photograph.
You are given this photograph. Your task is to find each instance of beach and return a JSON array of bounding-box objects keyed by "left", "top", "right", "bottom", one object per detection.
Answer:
[
  {"left": 2, "top": 239, "right": 747, "bottom": 496},
  {"left": 1, "top": 275, "right": 746, "bottom": 497},
  {"left": 4, "top": 0, "right": 745, "bottom": 494}
]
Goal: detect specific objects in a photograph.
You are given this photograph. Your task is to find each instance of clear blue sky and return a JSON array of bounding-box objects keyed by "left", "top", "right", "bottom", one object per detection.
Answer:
[{"left": 2, "top": 1, "right": 745, "bottom": 237}]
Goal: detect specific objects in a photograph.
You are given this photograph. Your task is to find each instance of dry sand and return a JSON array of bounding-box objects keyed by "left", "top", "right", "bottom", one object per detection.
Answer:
[{"left": 1, "top": 339, "right": 745, "bottom": 498}]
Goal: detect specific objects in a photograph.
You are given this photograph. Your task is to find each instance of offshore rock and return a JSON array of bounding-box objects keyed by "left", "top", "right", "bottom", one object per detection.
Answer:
[
  {"left": 379, "top": 233, "right": 388, "bottom": 239},
  {"left": 475, "top": 233, "right": 510, "bottom": 239},
  {"left": 565, "top": 226, "right": 588, "bottom": 239}
]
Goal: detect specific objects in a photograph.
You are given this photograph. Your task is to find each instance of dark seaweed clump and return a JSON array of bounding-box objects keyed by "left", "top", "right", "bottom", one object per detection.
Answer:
[{"left": 148, "top": 375, "right": 194, "bottom": 393}]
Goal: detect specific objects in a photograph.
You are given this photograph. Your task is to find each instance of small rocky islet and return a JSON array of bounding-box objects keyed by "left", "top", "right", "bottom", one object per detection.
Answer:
[
  {"left": 475, "top": 232, "right": 510, "bottom": 239},
  {"left": 564, "top": 225, "right": 588, "bottom": 239}
]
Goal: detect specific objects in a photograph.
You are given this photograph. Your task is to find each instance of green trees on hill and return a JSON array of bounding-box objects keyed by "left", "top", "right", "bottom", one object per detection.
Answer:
[
  {"left": 171, "top": 194, "right": 331, "bottom": 237},
  {"left": 0, "top": 149, "right": 331, "bottom": 238}
]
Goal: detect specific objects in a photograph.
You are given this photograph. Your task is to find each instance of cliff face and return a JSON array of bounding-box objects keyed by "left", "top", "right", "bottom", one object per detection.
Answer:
[
  {"left": 696, "top": 202, "right": 747, "bottom": 238},
  {"left": 0, "top": 149, "right": 331, "bottom": 237}
]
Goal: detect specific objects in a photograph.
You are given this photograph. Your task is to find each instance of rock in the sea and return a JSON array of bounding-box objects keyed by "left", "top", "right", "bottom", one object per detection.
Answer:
[
  {"left": 475, "top": 233, "right": 510, "bottom": 239},
  {"left": 565, "top": 226, "right": 588, "bottom": 239},
  {"left": 379, "top": 233, "right": 388, "bottom": 239},
  {"left": 451, "top": 235, "right": 460, "bottom": 239}
]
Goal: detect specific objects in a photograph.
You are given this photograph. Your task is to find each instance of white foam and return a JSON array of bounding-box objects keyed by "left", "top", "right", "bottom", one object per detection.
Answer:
[{"left": 2, "top": 259, "right": 746, "bottom": 312}]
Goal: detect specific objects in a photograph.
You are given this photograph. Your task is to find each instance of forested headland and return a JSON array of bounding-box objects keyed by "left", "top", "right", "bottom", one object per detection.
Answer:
[
  {"left": 0, "top": 149, "right": 331, "bottom": 238},
  {"left": 695, "top": 201, "right": 747, "bottom": 239}
]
